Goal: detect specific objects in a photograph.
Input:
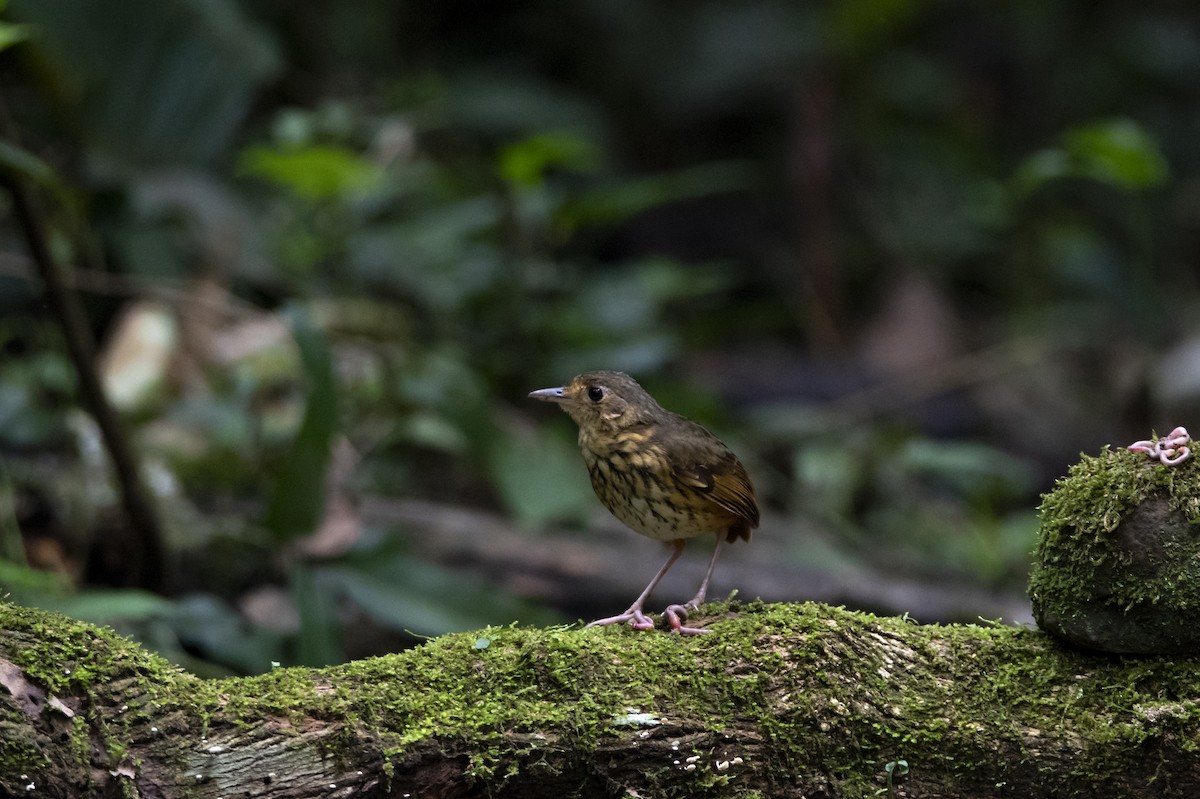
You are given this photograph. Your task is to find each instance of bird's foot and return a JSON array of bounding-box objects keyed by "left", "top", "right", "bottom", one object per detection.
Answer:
[
  {"left": 664, "top": 603, "right": 712, "bottom": 635},
  {"left": 587, "top": 607, "right": 657, "bottom": 631},
  {"left": 587, "top": 602, "right": 714, "bottom": 634}
]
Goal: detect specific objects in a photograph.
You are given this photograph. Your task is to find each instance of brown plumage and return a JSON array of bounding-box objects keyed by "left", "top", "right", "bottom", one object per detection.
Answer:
[{"left": 529, "top": 370, "right": 759, "bottom": 634}]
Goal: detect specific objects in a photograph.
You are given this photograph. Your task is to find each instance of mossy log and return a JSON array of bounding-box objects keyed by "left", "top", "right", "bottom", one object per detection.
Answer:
[{"left": 2, "top": 599, "right": 1199, "bottom": 799}]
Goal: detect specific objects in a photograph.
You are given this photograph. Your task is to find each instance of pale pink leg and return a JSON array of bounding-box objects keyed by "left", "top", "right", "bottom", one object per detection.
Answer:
[
  {"left": 587, "top": 540, "right": 685, "bottom": 631},
  {"left": 664, "top": 535, "right": 728, "bottom": 635},
  {"left": 687, "top": 534, "right": 727, "bottom": 609}
]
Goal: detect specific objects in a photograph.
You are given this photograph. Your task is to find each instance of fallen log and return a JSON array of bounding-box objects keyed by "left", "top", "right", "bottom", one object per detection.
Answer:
[{"left": 0, "top": 599, "right": 1194, "bottom": 798}]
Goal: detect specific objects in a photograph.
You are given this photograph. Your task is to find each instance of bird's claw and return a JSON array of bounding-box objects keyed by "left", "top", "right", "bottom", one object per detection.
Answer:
[
  {"left": 586, "top": 604, "right": 712, "bottom": 634},
  {"left": 630, "top": 612, "right": 656, "bottom": 631},
  {"left": 664, "top": 603, "right": 711, "bottom": 635},
  {"left": 586, "top": 607, "right": 656, "bottom": 631}
]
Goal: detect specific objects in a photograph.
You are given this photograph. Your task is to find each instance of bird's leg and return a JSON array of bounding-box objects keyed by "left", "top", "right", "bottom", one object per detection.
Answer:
[
  {"left": 587, "top": 540, "right": 686, "bottom": 631},
  {"left": 663, "top": 535, "right": 728, "bottom": 635},
  {"left": 688, "top": 533, "right": 727, "bottom": 609}
]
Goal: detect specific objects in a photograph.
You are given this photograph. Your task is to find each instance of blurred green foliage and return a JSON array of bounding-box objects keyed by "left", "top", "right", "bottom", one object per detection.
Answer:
[
  {"left": 262, "top": 309, "right": 337, "bottom": 544},
  {"left": 0, "top": 0, "right": 1197, "bottom": 672},
  {"left": 1018, "top": 118, "right": 1170, "bottom": 193}
]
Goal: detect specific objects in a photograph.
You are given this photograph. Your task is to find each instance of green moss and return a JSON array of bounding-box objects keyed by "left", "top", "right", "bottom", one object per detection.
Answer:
[
  {"left": 7, "top": 598, "right": 1200, "bottom": 796},
  {"left": 0, "top": 603, "right": 182, "bottom": 698},
  {"left": 1030, "top": 445, "right": 1200, "bottom": 612},
  {"left": 0, "top": 723, "right": 48, "bottom": 777}
]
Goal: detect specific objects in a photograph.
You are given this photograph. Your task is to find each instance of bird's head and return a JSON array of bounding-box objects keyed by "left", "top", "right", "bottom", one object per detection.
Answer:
[{"left": 528, "top": 370, "right": 660, "bottom": 432}]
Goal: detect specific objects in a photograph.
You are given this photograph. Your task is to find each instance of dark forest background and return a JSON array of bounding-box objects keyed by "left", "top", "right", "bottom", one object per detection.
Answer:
[{"left": 1, "top": 0, "right": 1198, "bottom": 675}]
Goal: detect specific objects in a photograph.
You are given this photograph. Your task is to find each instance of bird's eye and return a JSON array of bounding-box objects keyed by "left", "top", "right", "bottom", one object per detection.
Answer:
[{"left": 587, "top": 386, "right": 605, "bottom": 402}]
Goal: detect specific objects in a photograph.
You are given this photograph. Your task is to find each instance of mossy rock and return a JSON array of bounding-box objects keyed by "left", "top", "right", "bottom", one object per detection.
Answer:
[{"left": 1029, "top": 443, "right": 1200, "bottom": 654}]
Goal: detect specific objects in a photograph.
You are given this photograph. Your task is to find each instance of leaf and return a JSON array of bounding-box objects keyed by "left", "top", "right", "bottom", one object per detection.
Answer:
[
  {"left": 292, "top": 563, "right": 343, "bottom": 667},
  {"left": 0, "top": 20, "right": 33, "bottom": 52},
  {"left": 239, "top": 144, "right": 384, "bottom": 200},
  {"left": 0, "top": 558, "right": 73, "bottom": 601},
  {"left": 1016, "top": 118, "right": 1169, "bottom": 193},
  {"left": 158, "top": 593, "right": 285, "bottom": 675},
  {"left": 487, "top": 421, "right": 595, "bottom": 528},
  {"left": 898, "top": 439, "right": 1033, "bottom": 501},
  {"left": 498, "top": 131, "right": 601, "bottom": 187},
  {"left": 263, "top": 309, "right": 338, "bottom": 543},
  {"left": 1063, "top": 118, "right": 1170, "bottom": 189},
  {"left": 320, "top": 542, "right": 563, "bottom": 636},
  {"left": 10, "top": 0, "right": 281, "bottom": 167},
  {"left": 0, "top": 141, "right": 57, "bottom": 185},
  {"left": 397, "top": 411, "right": 469, "bottom": 453},
  {"left": 40, "top": 589, "right": 171, "bottom": 624},
  {"left": 562, "top": 161, "right": 753, "bottom": 229}
]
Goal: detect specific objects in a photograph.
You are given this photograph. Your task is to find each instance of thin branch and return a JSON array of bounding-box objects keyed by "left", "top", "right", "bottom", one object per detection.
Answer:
[{"left": 0, "top": 143, "right": 166, "bottom": 592}]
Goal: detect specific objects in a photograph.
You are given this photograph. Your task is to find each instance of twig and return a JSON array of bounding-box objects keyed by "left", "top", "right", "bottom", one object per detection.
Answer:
[{"left": 0, "top": 133, "right": 165, "bottom": 591}]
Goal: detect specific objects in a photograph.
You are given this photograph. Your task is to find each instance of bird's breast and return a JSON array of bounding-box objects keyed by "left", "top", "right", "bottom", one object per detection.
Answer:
[{"left": 579, "top": 430, "right": 739, "bottom": 541}]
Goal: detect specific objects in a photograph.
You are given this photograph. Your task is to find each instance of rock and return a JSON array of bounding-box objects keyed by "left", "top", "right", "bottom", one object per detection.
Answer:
[{"left": 1029, "top": 444, "right": 1200, "bottom": 654}]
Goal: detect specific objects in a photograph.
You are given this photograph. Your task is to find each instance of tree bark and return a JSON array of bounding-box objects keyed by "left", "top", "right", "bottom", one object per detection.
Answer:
[{"left": 0, "top": 599, "right": 1194, "bottom": 799}]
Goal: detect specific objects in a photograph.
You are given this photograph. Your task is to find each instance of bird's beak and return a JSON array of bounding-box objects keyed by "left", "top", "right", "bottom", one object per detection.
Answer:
[{"left": 528, "top": 386, "right": 567, "bottom": 403}]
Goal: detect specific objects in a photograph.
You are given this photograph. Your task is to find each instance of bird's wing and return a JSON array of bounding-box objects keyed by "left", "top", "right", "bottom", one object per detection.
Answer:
[{"left": 672, "top": 441, "right": 760, "bottom": 528}]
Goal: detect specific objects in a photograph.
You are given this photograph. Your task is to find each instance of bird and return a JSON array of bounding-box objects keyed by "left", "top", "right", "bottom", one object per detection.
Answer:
[{"left": 528, "top": 370, "right": 759, "bottom": 634}]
